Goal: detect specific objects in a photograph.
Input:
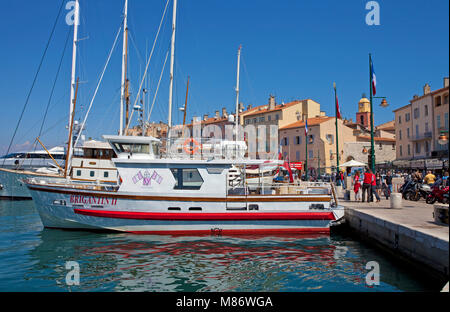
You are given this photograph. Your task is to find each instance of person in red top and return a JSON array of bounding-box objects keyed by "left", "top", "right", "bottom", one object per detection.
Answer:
[
  {"left": 361, "top": 168, "right": 373, "bottom": 202},
  {"left": 353, "top": 171, "right": 361, "bottom": 201},
  {"left": 370, "top": 171, "right": 381, "bottom": 202}
]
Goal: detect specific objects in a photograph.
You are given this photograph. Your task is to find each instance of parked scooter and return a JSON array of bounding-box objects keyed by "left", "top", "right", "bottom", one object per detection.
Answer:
[
  {"left": 400, "top": 179, "right": 416, "bottom": 200},
  {"left": 407, "top": 183, "right": 432, "bottom": 201},
  {"left": 426, "top": 185, "right": 449, "bottom": 204}
]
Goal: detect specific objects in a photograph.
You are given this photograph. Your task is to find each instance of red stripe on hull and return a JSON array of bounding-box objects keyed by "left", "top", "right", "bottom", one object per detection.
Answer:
[
  {"left": 73, "top": 209, "right": 336, "bottom": 221},
  {"left": 128, "top": 228, "right": 331, "bottom": 235}
]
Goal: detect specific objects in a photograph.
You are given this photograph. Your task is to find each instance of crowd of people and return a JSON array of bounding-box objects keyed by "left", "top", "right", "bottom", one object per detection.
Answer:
[{"left": 350, "top": 168, "right": 449, "bottom": 202}]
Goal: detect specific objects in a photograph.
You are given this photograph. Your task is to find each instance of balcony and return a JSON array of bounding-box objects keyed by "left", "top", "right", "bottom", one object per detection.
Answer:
[{"left": 411, "top": 131, "right": 432, "bottom": 141}]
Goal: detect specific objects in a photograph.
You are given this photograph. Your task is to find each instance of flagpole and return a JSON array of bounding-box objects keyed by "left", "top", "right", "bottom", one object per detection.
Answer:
[
  {"left": 333, "top": 82, "right": 339, "bottom": 177},
  {"left": 369, "top": 53, "right": 375, "bottom": 172}
]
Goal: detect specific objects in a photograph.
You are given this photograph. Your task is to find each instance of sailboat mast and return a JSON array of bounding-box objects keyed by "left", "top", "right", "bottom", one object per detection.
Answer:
[
  {"left": 67, "top": 0, "right": 79, "bottom": 176},
  {"left": 235, "top": 45, "right": 241, "bottom": 152},
  {"left": 167, "top": 0, "right": 178, "bottom": 144},
  {"left": 120, "top": 0, "right": 129, "bottom": 136}
]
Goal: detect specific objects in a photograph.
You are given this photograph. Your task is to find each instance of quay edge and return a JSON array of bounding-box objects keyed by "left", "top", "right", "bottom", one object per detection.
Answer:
[{"left": 342, "top": 203, "right": 449, "bottom": 284}]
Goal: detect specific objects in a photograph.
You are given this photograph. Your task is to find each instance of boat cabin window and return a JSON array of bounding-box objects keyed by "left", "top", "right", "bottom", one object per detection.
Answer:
[
  {"left": 170, "top": 168, "right": 203, "bottom": 190},
  {"left": 151, "top": 142, "right": 160, "bottom": 156},
  {"left": 113, "top": 143, "right": 150, "bottom": 154}
]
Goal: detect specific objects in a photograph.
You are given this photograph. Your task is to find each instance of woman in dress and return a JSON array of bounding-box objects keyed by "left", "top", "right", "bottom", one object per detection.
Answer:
[
  {"left": 353, "top": 170, "right": 361, "bottom": 201},
  {"left": 375, "top": 171, "right": 382, "bottom": 197}
]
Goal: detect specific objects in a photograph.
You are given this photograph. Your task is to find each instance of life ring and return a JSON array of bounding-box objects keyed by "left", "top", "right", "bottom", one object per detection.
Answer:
[{"left": 183, "top": 138, "right": 201, "bottom": 155}]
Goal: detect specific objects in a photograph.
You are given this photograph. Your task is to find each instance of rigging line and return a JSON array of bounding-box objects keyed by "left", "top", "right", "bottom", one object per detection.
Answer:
[
  {"left": 241, "top": 54, "right": 257, "bottom": 107},
  {"left": 147, "top": 47, "right": 170, "bottom": 123},
  {"left": 37, "top": 28, "right": 72, "bottom": 144},
  {"left": 2, "top": 0, "right": 65, "bottom": 165},
  {"left": 73, "top": 23, "right": 123, "bottom": 148},
  {"left": 125, "top": 0, "right": 170, "bottom": 132},
  {"left": 28, "top": 28, "right": 72, "bottom": 168}
]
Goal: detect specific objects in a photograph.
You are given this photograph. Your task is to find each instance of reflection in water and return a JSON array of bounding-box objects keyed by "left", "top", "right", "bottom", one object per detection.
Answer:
[{"left": 0, "top": 200, "right": 441, "bottom": 292}]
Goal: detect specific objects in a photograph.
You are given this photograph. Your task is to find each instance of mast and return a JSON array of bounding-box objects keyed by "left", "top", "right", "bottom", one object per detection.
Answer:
[
  {"left": 234, "top": 45, "right": 241, "bottom": 158},
  {"left": 120, "top": 0, "right": 129, "bottom": 135},
  {"left": 67, "top": 0, "right": 79, "bottom": 176},
  {"left": 183, "top": 76, "right": 190, "bottom": 127},
  {"left": 167, "top": 0, "right": 177, "bottom": 146},
  {"left": 235, "top": 45, "right": 241, "bottom": 141}
]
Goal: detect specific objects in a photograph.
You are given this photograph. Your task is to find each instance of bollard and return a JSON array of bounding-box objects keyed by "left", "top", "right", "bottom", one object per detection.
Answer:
[{"left": 390, "top": 192, "right": 402, "bottom": 208}]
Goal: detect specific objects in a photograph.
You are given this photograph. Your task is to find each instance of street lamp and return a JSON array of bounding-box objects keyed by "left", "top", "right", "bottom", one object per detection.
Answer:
[{"left": 438, "top": 131, "right": 449, "bottom": 145}]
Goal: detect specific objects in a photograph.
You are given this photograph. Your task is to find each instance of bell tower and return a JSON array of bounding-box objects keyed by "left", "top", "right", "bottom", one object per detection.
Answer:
[{"left": 356, "top": 94, "right": 371, "bottom": 128}]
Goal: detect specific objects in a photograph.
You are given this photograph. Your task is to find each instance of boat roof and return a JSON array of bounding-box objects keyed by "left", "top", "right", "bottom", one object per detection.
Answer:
[
  {"left": 81, "top": 140, "right": 112, "bottom": 150},
  {"left": 102, "top": 135, "right": 160, "bottom": 145}
]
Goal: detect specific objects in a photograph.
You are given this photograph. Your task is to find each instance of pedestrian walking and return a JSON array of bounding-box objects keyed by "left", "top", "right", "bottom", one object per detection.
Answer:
[
  {"left": 353, "top": 170, "right": 361, "bottom": 201},
  {"left": 361, "top": 168, "right": 372, "bottom": 202},
  {"left": 371, "top": 171, "right": 381, "bottom": 202}
]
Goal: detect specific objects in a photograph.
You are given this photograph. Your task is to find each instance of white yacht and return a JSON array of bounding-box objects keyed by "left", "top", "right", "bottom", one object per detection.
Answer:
[{"left": 0, "top": 140, "right": 117, "bottom": 199}]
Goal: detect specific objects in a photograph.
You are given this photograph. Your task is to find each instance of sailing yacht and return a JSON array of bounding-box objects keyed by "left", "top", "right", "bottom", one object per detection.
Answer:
[{"left": 25, "top": 0, "right": 344, "bottom": 235}]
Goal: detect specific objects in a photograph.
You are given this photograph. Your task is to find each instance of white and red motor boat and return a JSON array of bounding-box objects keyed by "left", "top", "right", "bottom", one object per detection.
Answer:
[{"left": 25, "top": 135, "right": 344, "bottom": 235}]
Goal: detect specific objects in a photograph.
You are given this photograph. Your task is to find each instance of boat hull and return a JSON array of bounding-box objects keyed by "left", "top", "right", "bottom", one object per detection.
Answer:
[{"left": 27, "top": 183, "right": 344, "bottom": 235}]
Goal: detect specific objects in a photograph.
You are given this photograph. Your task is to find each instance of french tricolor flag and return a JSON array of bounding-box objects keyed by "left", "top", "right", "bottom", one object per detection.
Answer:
[
  {"left": 304, "top": 119, "right": 308, "bottom": 136},
  {"left": 371, "top": 62, "right": 377, "bottom": 95}
]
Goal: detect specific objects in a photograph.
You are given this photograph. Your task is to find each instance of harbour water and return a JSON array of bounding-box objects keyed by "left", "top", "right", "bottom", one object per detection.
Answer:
[{"left": 0, "top": 200, "right": 441, "bottom": 292}]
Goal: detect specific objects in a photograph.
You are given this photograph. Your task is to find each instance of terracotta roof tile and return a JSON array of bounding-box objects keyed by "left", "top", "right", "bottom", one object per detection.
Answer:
[{"left": 279, "top": 117, "right": 334, "bottom": 130}]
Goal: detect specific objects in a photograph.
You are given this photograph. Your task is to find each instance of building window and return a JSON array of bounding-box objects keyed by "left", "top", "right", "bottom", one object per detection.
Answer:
[
  {"left": 405, "top": 113, "right": 410, "bottom": 122},
  {"left": 414, "top": 108, "right": 420, "bottom": 119},
  {"left": 398, "top": 115, "right": 402, "bottom": 124},
  {"left": 171, "top": 168, "right": 204, "bottom": 190},
  {"left": 444, "top": 94, "right": 449, "bottom": 105},
  {"left": 424, "top": 105, "right": 428, "bottom": 116},
  {"left": 407, "top": 128, "right": 410, "bottom": 138},
  {"left": 275, "top": 114, "right": 279, "bottom": 121},
  {"left": 425, "top": 141, "right": 429, "bottom": 153},
  {"left": 435, "top": 96, "right": 442, "bottom": 107},
  {"left": 399, "top": 145, "right": 402, "bottom": 156},
  {"left": 268, "top": 115, "right": 271, "bottom": 121},
  {"left": 437, "top": 115, "right": 441, "bottom": 129},
  {"left": 308, "top": 134, "right": 314, "bottom": 144},
  {"left": 445, "top": 113, "right": 449, "bottom": 129},
  {"left": 407, "top": 144, "right": 410, "bottom": 155},
  {"left": 416, "top": 125, "right": 419, "bottom": 137},
  {"left": 309, "top": 150, "right": 313, "bottom": 158},
  {"left": 399, "top": 130, "right": 402, "bottom": 140},
  {"left": 295, "top": 136, "right": 301, "bottom": 144},
  {"left": 326, "top": 134, "right": 333, "bottom": 144},
  {"left": 392, "top": 144, "right": 395, "bottom": 150},
  {"left": 296, "top": 151, "right": 300, "bottom": 161},
  {"left": 253, "top": 118, "right": 257, "bottom": 124},
  {"left": 360, "top": 115, "right": 364, "bottom": 124},
  {"left": 76, "top": 170, "right": 81, "bottom": 176},
  {"left": 415, "top": 142, "right": 421, "bottom": 154},
  {"left": 259, "top": 116, "right": 265, "bottom": 122}
]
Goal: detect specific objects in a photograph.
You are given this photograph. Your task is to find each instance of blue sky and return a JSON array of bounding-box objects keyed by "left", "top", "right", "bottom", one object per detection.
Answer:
[{"left": 0, "top": 0, "right": 448, "bottom": 154}]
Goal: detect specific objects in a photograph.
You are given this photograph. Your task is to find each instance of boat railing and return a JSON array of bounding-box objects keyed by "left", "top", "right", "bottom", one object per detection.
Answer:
[
  {"left": 244, "top": 180, "right": 332, "bottom": 195},
  {"left": 26, "top": 177, "right": 120, "bottom": 192}
]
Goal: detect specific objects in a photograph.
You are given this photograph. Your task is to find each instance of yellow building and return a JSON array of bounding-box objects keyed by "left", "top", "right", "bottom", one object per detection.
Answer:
[{"left": 279, "top": 117, "right": 356, "bottom": 174}]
